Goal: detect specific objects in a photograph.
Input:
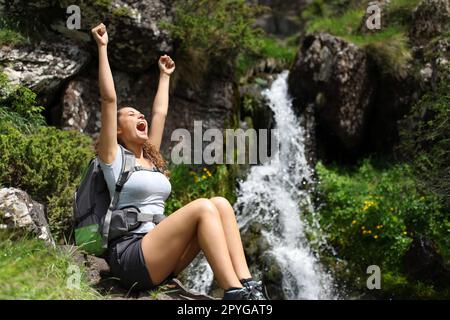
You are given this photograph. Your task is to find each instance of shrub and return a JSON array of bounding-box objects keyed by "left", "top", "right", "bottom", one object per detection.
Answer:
[
  {"left": 315, "top": 157, "right": 450, "bottom": 297},
  {"left": 159, "top": 0, "right": 268, "bottom": 60},
  {"left": 0, "top": 122, "right": 94, "bottom": 240},
  {"left": 398, "top": 79, "right": 450, "bottom": 210},
  {"left": 0, "top": 230, "right": 101, "bottom": 299},
  {"left": 165, "top": 164, "right": 237, "bottom": 215}
]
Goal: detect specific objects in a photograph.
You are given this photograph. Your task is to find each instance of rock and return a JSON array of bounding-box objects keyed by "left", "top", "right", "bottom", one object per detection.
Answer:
[
  {"left": 102, "top": 0, "right": 174, "bottom": 71},
  {"left": 3, "top": 0, "right": 173, "bottom": 72},
  {"left": 409, "top": 0, "right": 449, "bottom": 45},
  {"left": 288, "top": 33, "right": 374, "bottom": 158},
  {"left": 65, "top": 246, "right": 218, "bottom": 300},
  {"left": 403, "top": 236, "right": 450, "bottom": 287},
  {"left": 239, "top": 79, "right": 275, "bottom": 131},
  {"left": 0, "top": 40, "right": 90, "bottom": 105},
  {"left": 253, "top": 0, "right": 307, "bottom": 37},
  {"left": 241, "top": 222, "right": 284, "bottom": 299},
  {"left": 54, "top": 67, "right": 158, "bottom": 139},
  {"left": 0, "top": 187, "right": 55, "bottom": 245}
]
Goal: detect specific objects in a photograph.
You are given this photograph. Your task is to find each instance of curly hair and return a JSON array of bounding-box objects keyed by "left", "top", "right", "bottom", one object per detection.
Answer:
[{"left": 94, "top": 106, "right": 169, "bottom": 177}]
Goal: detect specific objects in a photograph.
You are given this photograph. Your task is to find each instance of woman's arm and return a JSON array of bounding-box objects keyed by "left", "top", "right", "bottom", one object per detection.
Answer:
[
  {"left": 148, "top": 55, "right": 175, "bottom": 151},
  {"left": 92, "top": 23, "right": 118, "bottom": 164}
]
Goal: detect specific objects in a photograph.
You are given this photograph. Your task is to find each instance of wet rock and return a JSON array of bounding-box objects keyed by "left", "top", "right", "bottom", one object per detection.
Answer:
[
  {"left": 0, "top": 187, "right": 55, "bottom": 246},
  {"left": 241, "top": 222, "right": 284, "bottom": 299},
  {"left": 288, "top": 33, "right": 374, "bottom": 158},
  {"left": 409, "top": 0, "right": 449, "bottom": 45},
  {"left": 403, "top": 236, "right": 450, "bottom": 287},
  {"left": 0, "top": 41, "right": 90, "bottom": 105}
]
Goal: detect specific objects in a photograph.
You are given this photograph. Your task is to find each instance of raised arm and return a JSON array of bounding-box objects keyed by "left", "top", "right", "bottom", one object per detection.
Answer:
[
  {"left": 148, "top": 55, "right": 175, "bottom": 151},
  {"left": 92, "top": 23, "right": 118, "bottom": 164}
]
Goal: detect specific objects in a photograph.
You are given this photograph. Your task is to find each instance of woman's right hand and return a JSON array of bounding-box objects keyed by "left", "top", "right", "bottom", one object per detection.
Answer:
[{"left": 91, "top": 23, "right": 108, "bottom": 47}]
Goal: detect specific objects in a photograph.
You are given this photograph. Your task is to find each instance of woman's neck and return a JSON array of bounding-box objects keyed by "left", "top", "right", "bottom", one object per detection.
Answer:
[{"left": 123, "top": 142, "right": 144, "bottom": 160}]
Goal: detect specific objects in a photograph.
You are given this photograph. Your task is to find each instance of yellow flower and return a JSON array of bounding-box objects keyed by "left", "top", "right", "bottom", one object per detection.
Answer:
[
  {"left": 203, "top": 168, "right": 208, "bottom": 172},
  {"left": 352, "top": 220, "right": 357, "bottom": 225},
  {"left": 207, "top": 171, "right": 212, "bottom": 177},
  {"left": 403, "top": 231, "right": 407, "bottom": 235},
  {"left": 363, "top": 200, "right": 376, "bottom": 211},
  {"left": 367, "top": 230, "right": 372, "bottom": 234},
  {"left": 361, "top": 226, "right": 365, "bottom": 230},
  {"left": 202, "top": 175, "right": 207, "bottom": 180},
  {"left": 189, "top": 171, "right": 196, "bottom": 176},
  {"left": 194, "top": 176, "right": 199, "bottom": 183},
  {"left": 374, "top": 235, "right": 379, "bottom": 239}
]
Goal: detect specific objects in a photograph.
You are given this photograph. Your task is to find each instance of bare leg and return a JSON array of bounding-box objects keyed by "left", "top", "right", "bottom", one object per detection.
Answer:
[
  {"left": 209, "top": 197, "right": 252, "bottom": 280},
  {"left": 171, "top": 197, "right": 252, "bottom": 281},
  {"left": 140, "top": 198, "right": 242, "bottom": 289}
]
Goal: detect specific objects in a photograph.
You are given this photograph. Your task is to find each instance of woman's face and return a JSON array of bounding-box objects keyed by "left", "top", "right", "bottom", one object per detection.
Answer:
[{"left": 117, "top": 107, "right": 148, "bottom": 144}]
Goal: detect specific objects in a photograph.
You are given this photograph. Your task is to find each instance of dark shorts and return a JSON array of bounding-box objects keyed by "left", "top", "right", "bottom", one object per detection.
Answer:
[{"left": 107, "top": 233, "right": 174, "bottom": 291}]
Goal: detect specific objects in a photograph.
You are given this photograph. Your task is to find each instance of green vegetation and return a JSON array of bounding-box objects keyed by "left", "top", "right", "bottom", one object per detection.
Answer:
[
  {"left": 0, "top": 17, "right": 27, "bottom": 46},
  {"left": 302, "top": 0, "right": 419, "bottom": 78},
  {"left": 0, "top": 121, "right": 94, "bottom": 241},
  {"left": 316, "top": 158, "right": 450, "bottom": 298},
  {"left": 0, "top": 231, "right": 102, "bottom": 299},
  {"left": 398, "top": 78, "right": 450, "bottom": 210},
  {"left": 159, "top": 0, "right": 268, "bottom": 59},
  {"left": 0, "top": 73, "right": 46, "bottom": 132},
  {"left": 165, "top": 164, "right": 237, "bottom": 216}
]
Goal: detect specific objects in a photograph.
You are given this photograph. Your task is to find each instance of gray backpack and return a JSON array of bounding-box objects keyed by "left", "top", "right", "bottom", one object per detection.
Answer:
[{"left": 73, "top": 144, "right": 166, "bottom": 256}]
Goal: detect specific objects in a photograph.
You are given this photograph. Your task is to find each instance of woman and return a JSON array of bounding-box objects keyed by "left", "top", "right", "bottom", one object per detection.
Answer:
[{"left": 91, "top": 23, "right": 268, "bottom": 300}]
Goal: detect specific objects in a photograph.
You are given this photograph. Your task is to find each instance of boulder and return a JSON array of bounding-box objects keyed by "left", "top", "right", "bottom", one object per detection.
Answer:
[
  {"left": 0, "top": 187, "right": 55, "bottom": 245},
  {"left": 88, "top": 0, "right": 174, "bottom": 72},
  {"left": 288, "top": 33, "right": 374, "bottom": 159},
  {"left": 409, "top": 0, "right": 449, "bottom": 45},
  {"left": 403, "top": 236, "right": 450, "bottom": 287},
  {"left": 0, "top": 41, "right": 90, "bottom": 105}
]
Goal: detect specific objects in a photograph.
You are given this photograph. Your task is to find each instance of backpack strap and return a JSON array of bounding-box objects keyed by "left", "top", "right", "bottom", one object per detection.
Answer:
[{"left": 101, "top": 145, "right": 136, "bottom": 249}]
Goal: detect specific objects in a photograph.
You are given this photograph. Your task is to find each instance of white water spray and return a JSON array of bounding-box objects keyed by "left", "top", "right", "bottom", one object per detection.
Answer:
[{"left": 184, "top": 71, "right": 335, "bottom": 299}]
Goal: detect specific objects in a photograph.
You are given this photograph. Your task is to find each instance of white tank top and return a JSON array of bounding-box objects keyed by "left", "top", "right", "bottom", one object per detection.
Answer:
[{"left": 98, "top": 144, "right": 172, "bottom": 233}]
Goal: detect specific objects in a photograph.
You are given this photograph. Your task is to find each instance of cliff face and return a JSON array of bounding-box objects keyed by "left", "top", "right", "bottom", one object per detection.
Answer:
[
  {"left": 0, "top": 0, "right": 238, "bottom": 156},
  {"left": 288, "top": 0, "right": 449, "bottom": 163}
]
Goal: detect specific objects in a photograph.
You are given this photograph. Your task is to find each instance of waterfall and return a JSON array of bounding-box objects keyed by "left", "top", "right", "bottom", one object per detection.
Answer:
[{"left": 184, "top": 71, "right": 335, "bottom": 299}]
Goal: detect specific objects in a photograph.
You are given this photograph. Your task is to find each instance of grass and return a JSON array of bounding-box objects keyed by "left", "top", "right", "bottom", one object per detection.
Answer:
[
  {"left": 236, "top": 35, "right": 298, "bottom": 78},
  {"left": 303, "top": 0, "right": 417, "bottom": 79},
  {"left": 0, "top": 28, "right": 26, "bottom": 46},
  {"left": 0, "top": 231, "right": 102, "bottom": 299}
]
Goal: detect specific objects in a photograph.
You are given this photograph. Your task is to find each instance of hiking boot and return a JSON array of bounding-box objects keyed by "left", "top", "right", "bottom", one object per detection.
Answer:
[
  {"left": 222, "top": 287, "right": 251, "bottom": 300},
  {"left": 242, "top": 280, "right": 270, "bottom": 300}
]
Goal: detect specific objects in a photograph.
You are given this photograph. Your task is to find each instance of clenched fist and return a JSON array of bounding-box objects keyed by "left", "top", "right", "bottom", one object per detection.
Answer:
[
  {"left": 158, "top": 55, "right": 175, "bottom": 76},
  {"left": 91, "top": 23, "right": 108, "bottom": 47}
]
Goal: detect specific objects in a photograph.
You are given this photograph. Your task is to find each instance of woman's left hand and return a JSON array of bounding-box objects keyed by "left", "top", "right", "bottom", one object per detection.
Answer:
[{"left": 158, "top": 55, "right": 175, "bottom": 75}]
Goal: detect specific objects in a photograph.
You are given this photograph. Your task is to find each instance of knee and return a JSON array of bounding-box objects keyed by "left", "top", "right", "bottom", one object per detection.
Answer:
[
  {"left": 194, "top": 198, "right": 220, "bottom": 219},
  {"left": 210, "top": 196, "right": 236, "bottom": 219}
]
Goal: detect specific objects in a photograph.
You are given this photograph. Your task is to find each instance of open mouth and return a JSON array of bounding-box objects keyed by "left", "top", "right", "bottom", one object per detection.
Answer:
[{"left": 136, "top": 121, "right": 147, "bottom": 133}]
